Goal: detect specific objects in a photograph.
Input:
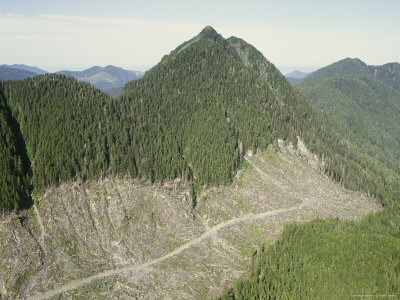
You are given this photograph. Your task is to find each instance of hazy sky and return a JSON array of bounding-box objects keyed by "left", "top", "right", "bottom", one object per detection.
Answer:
[{"left": 1, "top": 0, "right": 399, "bottom": 73}]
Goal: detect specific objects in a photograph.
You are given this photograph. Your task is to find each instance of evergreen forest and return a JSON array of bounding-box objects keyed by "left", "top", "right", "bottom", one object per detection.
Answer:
[
  {"left": 219, "top": 55, "right": 400, "bottom": 299},
  {"left": 1, "top": 26, "right": 400, "bottom": 298}
]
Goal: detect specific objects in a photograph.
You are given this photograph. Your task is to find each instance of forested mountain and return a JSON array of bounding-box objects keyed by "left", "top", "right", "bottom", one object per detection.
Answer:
[
  {"left": 120, "top": 27, "right": 400, "bottom": 204},
  {"left": 297, "top": 58, "right": 400, "bottom": 181},
  {"left": 56, "top": 65, "right": 144, "bottom": 91},
  {"left": 1, "top": 27, "right": 399, "bottom": 211},
  {"left": 1, "top": 64, "right": 48, "bottom": 75},
  {"left": 1, "top": 76, "right": 117, "bottom": 193},
  {"left": 369, "top": 62, "right": 400, "bottom": 91},
  {"left": 0, "top": 66, "right": 37, "bottom": 81},
  {"left": 2, "top": 26, "right": 400, "bottom": 299},
  {"left": 219, "top": 57, "right": 400, "bottom": 299}
]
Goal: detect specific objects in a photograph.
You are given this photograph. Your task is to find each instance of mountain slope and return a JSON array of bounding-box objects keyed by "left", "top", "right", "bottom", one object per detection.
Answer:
[
  {"left": 0, "top": 144, "right": 380, "bottom": 299},
  {"left": 1, "top": 26, "right": 400, "bottom": 299},
  {"left": 369, "top": 62, "right": 400, "bottom": 91},
  {"left": 0, "top": 66, "right": 37, "bottom": 81},
  {"left": 0, "top": 90, "right": 31, "bottom": 210},
  {"left": 1, "top": 64, "right": 48, "bottom": 75},
  {"left": 1, "top": 75, "right": 117, "bottom": 192},
  {"left": 297, "top": 58, "right": 400, "bottom": 181},
  {"left": 2, "top": 28, "right": 399, "bottom": 210},
  {"left": 220, "top": 206, "right": 400, "bottom": 299},
  {"left": 120, "top": 26, "right": 293, "bottom": 185},
  {"left": 301, "top": 58, "right": 371, "bottom": 82},
  {"left": 56, "top": 65, "right": 144, "bottom": 91}
]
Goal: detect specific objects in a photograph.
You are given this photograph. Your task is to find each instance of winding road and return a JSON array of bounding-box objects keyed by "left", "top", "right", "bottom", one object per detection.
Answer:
[{"left": 27, "top": 157, "right": 315, "bottom": 300}]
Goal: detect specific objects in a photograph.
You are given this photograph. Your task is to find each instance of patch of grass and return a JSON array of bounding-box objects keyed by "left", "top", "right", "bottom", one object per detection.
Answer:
[
  {"left": 216, "top": 210, "right": 230, "bottom": 220},
  {"left": 238, "top": 159, "right": 252, "bottom": 172},
  {"left": 248, "top": 223, "right": 266, "bottom": 237},
  {"left": 13, "top": 268, "right": 34, "bottom": 293},
  {"left": 193, "top": 182, "right": 202, "bottom": 196},
  {"left": 60, "top": 238, "right": 78, "bottom": 258},
  {"left": 229, "top": 234, "right": 255, "bottom": 258},
  {"left": 265, "top": 150, "right": 278, "bottom": 164},
  {"left": 236, "top": 198, "right": 247, "bottom": 213}
]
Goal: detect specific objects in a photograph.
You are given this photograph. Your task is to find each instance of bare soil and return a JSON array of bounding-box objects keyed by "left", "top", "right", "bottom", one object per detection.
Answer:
[{"left": 0, "top": 142, "right": 381, "bottom": 299}]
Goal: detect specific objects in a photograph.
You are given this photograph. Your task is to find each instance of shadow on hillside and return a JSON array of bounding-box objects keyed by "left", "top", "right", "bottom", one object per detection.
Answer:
[{"left": 0, "top": 88, "right": 33, "bottom": 210}]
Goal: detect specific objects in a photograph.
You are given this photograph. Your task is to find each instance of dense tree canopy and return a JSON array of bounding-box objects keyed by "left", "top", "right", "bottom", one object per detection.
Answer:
[
  {"left": 219, "top": 206, "right": 400, "bottom": 299},
  {"left": 218, "top": 57, "right": 400, "bottom": 300},
  {"left": 1, "top": 26, "right": 399, "bottom": 211},
  {"left": 0, "top": 88, "right": 31, "bottom": 210}
]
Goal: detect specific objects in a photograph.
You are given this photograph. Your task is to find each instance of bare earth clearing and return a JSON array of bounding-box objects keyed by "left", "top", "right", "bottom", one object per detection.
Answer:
[{"left": 0, "top": 142, "right": 381, "bottom": 299}]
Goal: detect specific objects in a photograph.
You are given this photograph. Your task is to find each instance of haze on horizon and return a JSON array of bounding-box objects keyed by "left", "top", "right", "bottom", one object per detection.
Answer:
[{"left": 1, "top": 0, "right": 399, "bottom": 73}]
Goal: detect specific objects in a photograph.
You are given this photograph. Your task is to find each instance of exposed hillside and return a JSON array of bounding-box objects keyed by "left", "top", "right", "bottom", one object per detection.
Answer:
[
  {"left": 297, "top": 58, "right": 400, "bottom": 183},
  {"left": 1, "top": 64, "right": 48, "bottom": 75},
  {"left": 0, "top": 144, "right": 380, "bottom": 299},
  {"left": 56, "top": 65, "right": 144, "bottom": 91},
  {"left": 0, "top": 66, "right": 37, "bottom": 81}
]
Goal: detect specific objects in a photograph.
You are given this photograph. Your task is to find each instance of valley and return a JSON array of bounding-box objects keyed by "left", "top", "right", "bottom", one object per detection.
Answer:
[{"left": 1, "top": 142, "right": 380, "bottom": 299}]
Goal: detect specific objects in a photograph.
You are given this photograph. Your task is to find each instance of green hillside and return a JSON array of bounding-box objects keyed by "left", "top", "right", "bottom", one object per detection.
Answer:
[
  {"left": 119, "top": 27, "right": 297, "bottom": 186},
  {"left": 297, "top": 58, "right": 400, "bottom": 181},
  {"left": 1, "top": 27, "right": 399, "bottom": 210},
  {"left": 219, "top": 57, "right": 400, "bottom": 299},
  {"left": 219, "top": 207, "right": 400, "bottom": 299},
  {"left": 2, "top": 26, "right": 400, "bottom": 298},
  {"left": 369, "top": 62, "right": 400, "bottom": 91},
  {"left": 1, "top": 76, "right": 117, "bottom": 192},
  {"left": 0, "top": 89, "right": 31, "bottom": 210}
]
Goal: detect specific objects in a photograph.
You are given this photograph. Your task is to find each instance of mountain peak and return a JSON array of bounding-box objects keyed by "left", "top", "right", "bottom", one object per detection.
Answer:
[
  {"left": 300, "top": 57, "right": 370, "bottom": 83},
  {"left": 198, "top": 26, "right": 222, "bottom": 40},
  {"left": 200, "top": 26, "right": 217, "bottom": 35}
]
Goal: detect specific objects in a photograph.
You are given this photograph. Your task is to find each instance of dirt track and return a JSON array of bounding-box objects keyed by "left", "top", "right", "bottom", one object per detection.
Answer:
[
  {"left": 27, "top": 157, "right": 330, "bottom": 300},
  {"left": 2, "top": 147, "right": 380, "bottom": 300},
  {"left": 28, "top": 200, "right": 307, "bottom": 300}
]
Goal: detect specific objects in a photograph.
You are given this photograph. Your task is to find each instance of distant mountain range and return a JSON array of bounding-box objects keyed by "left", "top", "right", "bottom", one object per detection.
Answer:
[
  {"left": 285, "top": 70, "right": 312, "bottom": 84},
  {"left": 1, "top": 64, "right": 48, "bottom": 75},
  {"left": 0, "top": 64, "right": 144, "bottom": 95},
  {"left": 56, "top": 65, "right": 144, "bottom": 92},
  {"left": 0, "top": 66, "right": 38, "bottom": 81}
]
